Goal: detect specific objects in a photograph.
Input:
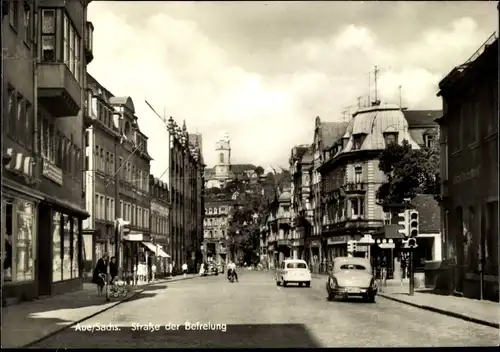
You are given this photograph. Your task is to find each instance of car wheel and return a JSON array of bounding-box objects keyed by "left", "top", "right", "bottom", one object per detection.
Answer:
[
  {"left": 283, "top": 281, "right": 288, "bottom": 287},
  {"left": 276, "top": 278, "right": 280, "bottom": 286},
  {"left": 305, "top": 281, "right": 311, "bottom": 288},
  {"left": 327, "top": 292, "right": 335, "bottom": 301},
  {"left": 365, "top": 295, "right": 376, "bottom": 303}
]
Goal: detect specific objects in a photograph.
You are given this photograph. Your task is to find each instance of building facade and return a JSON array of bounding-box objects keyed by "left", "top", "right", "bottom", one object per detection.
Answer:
[
  {"left": 203, "top": 199, "right": 232, "bottom": 264},
  {"left": 2, "top": 0, "right": 92, "bottom": 301},
  {"left": 83, "top": 74, "right": 152, "bottom": 281},
  {"left": 166, "top": 118, "right": 204, "bottom": 273},
  {"left": 149, "top": 176, "right": 170, "bottom": 277},
  {"left": 436, "top": 34, "right": 498, "bottom": 301},
  {"left": 289, "top": 145, "right": 310, "bottom": 260}
]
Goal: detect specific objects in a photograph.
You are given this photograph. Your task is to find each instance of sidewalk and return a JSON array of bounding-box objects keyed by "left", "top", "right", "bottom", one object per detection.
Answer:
[
  {"left": 1, "top": 274, "right": 198, "bottom": 347},
  {"left": 379, "top": 279, "right": 500, "bottom": 329}
]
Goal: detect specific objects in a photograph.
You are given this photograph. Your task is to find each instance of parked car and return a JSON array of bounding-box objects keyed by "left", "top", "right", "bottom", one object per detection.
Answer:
[
  {"left": 326, "top": 257, "right": 377, "bottom": 303},
  {"left": 276, "top": 259, "right": 311, "bottom": 287}
]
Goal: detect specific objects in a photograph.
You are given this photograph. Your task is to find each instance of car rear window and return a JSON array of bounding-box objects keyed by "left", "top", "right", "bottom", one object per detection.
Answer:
[
  {"left": 287, "top": 262, "right": 307, "bottom": 269},
  {"left": 339, "top": 264, "right": 366, "bottom": 270}
]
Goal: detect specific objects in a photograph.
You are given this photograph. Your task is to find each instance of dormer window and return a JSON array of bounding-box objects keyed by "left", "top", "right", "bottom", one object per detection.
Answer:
[
  {"left": 424, "top": 134, "right": 434, "bottom": 148},
  {"left": 342, "top": 137, "right": 349, "bottom": 149},
  {"left": 384, "top": 132, "right": 398, "bottom": 147},
  {"left": 352, "top": 134, "right": 366, "bottom": 150}
]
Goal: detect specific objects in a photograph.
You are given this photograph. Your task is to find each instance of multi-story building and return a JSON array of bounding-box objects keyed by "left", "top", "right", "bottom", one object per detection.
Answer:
[
  {"left": 436, "top": 34, "right": 498, "bottom": 301},
  {"left": 149, "top": 176, "right": 170, "bottom": 277},
  {"left": 203, "top": 198, "right": 233, "bottom": 264},
  {"left": 82, "top": 74, "right": 153, "bottom": 280},
  {"left": 310, "top": 118, "right": 349, "bottom": 272},
  {"left": 318, "top": 104, "right": 443, "bottom": 276},
  {"left": 289, "top": 145, "right": 311, "bottom": 260},
  {"left": 2, "top": 0, "right": 92, "bottom": 301},
  {"left": 166, "top": 118, "right": 204, "bottom": 273}
]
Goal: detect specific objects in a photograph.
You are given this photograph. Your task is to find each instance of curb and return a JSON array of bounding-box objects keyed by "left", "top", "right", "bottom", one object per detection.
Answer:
[
  {"left": 378, "top": 293, "right": 500, "bottom": 329},
  {"left": 21, "top": 275, "right": 199, "bottom": 348}
]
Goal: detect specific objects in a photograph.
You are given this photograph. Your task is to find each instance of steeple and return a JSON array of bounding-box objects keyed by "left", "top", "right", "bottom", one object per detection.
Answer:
[{"left": 182, "top": 119, "right": 187, "bottom": 132}]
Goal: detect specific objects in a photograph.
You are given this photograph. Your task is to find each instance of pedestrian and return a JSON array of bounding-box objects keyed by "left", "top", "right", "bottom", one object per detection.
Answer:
[
  {"left": 400, "top": 255, "right": 407, "bottom": 285},
  {"left": 109, "top": 256, "right": 118, "bottom": 284},
  {"left": 169, "top": 262, "right": 173, "bottom": 277},
  {"left": 182, "top": 262, "right": 188, "bottom": 276},
  {"left": 92, "top": 254, "right": 109, "bottom": 296},
  {"left": 379, "top": 256, "right": 388, "bottom": 292}
]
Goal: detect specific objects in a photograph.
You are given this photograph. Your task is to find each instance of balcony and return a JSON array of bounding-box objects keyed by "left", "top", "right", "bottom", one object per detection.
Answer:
[
  {"left": 85, "top": 22, "right": 94, "bottom": 63},
  {"left": 37, "top": 63, "right": 81, "bottom": 118},
  {"left": 343, "top": 182, "right": 366, "bottom": 194}
]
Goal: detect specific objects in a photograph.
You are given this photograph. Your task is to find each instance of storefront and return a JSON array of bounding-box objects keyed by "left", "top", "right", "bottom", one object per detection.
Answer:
[
  {"left": 2, "top": 181, "right": 44, "bottom": 302},
  {"left": 326, "top": 235, "right": 349, "bottom": 261}
]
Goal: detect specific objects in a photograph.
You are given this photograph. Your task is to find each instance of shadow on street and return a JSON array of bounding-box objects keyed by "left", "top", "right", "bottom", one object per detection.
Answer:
[{"left": 29, "top": 324, "right": 322, "bottom": 348}]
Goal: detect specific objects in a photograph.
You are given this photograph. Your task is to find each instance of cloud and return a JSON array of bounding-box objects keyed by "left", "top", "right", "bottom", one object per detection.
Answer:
[{"left": 87, "top": 3, "right": 495, "bottom": 178}]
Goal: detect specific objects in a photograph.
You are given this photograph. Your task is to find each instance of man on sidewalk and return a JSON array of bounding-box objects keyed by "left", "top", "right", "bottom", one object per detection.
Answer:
[{"left": 182, "top": 263, "right": 188, "bottom": 276}]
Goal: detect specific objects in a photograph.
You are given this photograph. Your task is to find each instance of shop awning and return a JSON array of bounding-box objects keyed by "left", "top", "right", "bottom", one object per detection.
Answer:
[
  {"left": 157, "top": 248, "right": 170, "bottom": 258},
  {"left": 141, "top": 241, "right": 157, "bottom": 252}
]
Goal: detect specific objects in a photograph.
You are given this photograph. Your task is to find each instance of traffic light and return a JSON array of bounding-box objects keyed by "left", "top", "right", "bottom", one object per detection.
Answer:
[
  {"left": 409, "top": 210, "right": 419, "bottom": 237},
  {"left": 407, "top": 237, "right": 417, "bottom": 248},
  {"left": 347, "top": 240, "right": 357, "bottom": 253},
  {"left": 397, "top": 210, "right": 410, "bottom": 238},
  {"left": 115, "top": 218, "right": 131, "bottom": 240}
]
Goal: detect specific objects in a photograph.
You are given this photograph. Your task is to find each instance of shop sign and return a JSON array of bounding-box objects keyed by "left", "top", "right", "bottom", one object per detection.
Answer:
[
  {"left": 327, "top": 236, "right": 347, "bottom": 245},
  {"left": 42, "top": 160, "right": 63, "bottom": 185},
  {"left": 453, "top": 165, "right": 481, "bottom": 185},
  {"left": 311, "top": 240, "right": 320, "bottom": 247},
  {"left": 356, "top": 245, "right": 369, "bottom": 252}
]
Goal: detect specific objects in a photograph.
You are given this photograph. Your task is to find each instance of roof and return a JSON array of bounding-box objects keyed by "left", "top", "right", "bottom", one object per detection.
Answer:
[
  {"left": 403, "top": 110, "right": 441, "bottom": 128},
  {"left": 410, "top": 194, "right": 441, "bottom": 234},
  {"left": 301, "top": 147, "right": 314, "bottom": 164},
  {"left": 109, "top": 96, "right": 135, "bottom": 113},
  {"left": 231, "top": 164, "right": 256, "bottom": 174},
  {"left": 321, "top": 121, "right": 349, "bottom": 149}
]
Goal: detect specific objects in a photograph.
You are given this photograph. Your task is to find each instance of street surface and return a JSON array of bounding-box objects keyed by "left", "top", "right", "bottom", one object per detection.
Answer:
[{"left": 31, "top": 271, "right": 499, "bottom": 348}]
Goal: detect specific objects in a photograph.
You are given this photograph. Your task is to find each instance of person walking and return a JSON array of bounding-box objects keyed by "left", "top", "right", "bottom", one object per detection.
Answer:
[
  {"left": 92, "top": 254, "right": 109, "bottom": 296},
  {"left": 109, "top": 256, "right": 118, "bottom": 283},
  {"left": 182, "top": 262, "right": 188, "bottom": 276}
]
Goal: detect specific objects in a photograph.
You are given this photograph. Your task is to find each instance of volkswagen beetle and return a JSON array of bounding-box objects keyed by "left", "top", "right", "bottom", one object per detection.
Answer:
[{"left": 326, "top": 257, "right": 377, "bottom": 303}]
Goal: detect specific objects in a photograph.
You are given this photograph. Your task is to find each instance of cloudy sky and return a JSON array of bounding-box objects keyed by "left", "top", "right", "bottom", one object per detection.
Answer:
[{"left": 87, "top": 1, "right": 497, "bottom": 179}]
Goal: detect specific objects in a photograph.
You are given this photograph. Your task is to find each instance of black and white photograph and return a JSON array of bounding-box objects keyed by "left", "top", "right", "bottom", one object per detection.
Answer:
[{"left": 1, "top": 0, "right": 499, "bottom": 348}]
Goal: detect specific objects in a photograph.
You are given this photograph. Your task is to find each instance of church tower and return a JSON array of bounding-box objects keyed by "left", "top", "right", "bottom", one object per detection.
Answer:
[{"left": 215, "top": 132, "right": 231, "bottom": 181}]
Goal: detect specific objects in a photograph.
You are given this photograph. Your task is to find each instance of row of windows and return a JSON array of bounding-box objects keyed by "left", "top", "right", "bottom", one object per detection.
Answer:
[
  {"left": 204, "top": 218, "right": 227, "bottom": 226},
  {"left": 6, "top": 86, "right": 33, "bottom": 151},
  {"left": 118, "top": 157, "right": 150, "bottom": 192},
  {"left": 204, "top": 230, "right": 226, "bottom": 239},
  {"left": 119, "top": 201, "right": 150, "bottom": 228},
  {"left": 94, "top": 194, "right": 115, "bottom": 221},
  {"left": 8, "top": 0, "right": 33, "bottom": 46},
  {"left": 323, "top": 196, "right": 366, "bottom": 224},
  {"left": 41, "top": 10, "right": 81, "bottom": 83},
  {"left": 205, "top": 206, "right": 228, "bottom": 215},
  {"left": 151, "top": 185, "right": 168, "bottom": 200},
  {"left": 94, "top": 145, "right": 115, "bottom": 176},
  {"left": 39, "top": 115, "right": 81, "bottom": 177},
  {"left": 151, "top": 215, "right": 168, "bottom": 236}
]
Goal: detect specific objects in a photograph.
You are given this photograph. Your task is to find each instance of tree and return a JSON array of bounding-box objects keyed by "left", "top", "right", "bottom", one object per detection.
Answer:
[
  {"left": 254, "top": 166, "right": 265, "bottom": 177},
  {"left": 222, "top": 179, "right": 245, "bottom": 194},
  {"left": 376, "top": 139, "right": 440, "bottom": 206},
  {"left": 205, "top": 187, "right": 221, "bottom": 196}
]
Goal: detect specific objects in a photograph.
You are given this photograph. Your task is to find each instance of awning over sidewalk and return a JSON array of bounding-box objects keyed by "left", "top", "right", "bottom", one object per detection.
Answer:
[
  {"left": 157, "top": 248, "right": 170, "bottom": 258},
  {"left": 141, "top": 241, "right": 157, "bottom": 252}
]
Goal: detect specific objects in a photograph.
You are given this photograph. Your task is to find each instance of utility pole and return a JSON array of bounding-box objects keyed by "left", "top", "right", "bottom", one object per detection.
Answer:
[
  {"left": 374, "top": 65, "right": 379, "bottom": 104},
  {"left": 368, "top": 72, "right": 371, "bottom": 105}
]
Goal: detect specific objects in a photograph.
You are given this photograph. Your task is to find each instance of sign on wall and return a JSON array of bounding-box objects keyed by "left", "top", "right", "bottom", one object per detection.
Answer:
[{"left": 327, "top": 236, "right": 348, "bottom": 245}]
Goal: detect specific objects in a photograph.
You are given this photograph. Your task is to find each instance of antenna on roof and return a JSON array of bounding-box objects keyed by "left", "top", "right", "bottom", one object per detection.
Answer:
[
  {"left": 373, "top": 65, "right": 381, "bottom": 106},
  {"left": 399, "top": 85, "right": 403, "bottom": 110}
]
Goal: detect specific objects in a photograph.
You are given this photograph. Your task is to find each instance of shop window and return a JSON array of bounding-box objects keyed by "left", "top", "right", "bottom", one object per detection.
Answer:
[
  {"left": 52, "top": 211, "right": 62, "bottom": 282},
  {"left": 62, "top": 215, "right": 72, "bottom": 280},
  {"left": 73, "top": 217, "right": 80, "bottom": 278},
  {"left": 41, "top": 9, "right": 56, "bottom": 61}
]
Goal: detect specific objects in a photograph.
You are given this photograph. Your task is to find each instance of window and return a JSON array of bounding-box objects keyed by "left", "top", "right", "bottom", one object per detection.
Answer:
[
  {"left": 100, "top": 148, "right": 104, "bottom": 172},
  {"left": 339, "top": 264, "right": 366, "bottom": 270},
  {"left": 383, "top": 212, "right": 391, "bottom": 225},
  {"left": 72, "top": 217, "right": 79, "bottom": 278},
  {"left": 49, "top": 124, "right": 56, "bottom": 164},
  {"left": 286, "top": 262, "right": 307, "bottom": 269},
  {"left": 9, "top": 0, "right": 18, "bottom": 30},
  {"left": 132, "top": 205, "right": 136, "bottom": 225},
  {"left": 106, "top": 152, "right": 110, "bottom": 174},
  {"left": 63, "top": 13, "right": 80, "bottom": 81},
  {"left": 2, "top": 200, "right": 36, "bottom": 283},
  {"left": 63, "top": 15, "right": 68, "bottom": 66},
  {"left": 95, "top": 194, "right": 99, "bottom": 219},
  {"left": 219, "top": 153, "right": 224, "bottom": 164},
  {"left": 25, "top": 101, "right": 33, "bottom": 150},
  {"left": 424, "top": 134, "right": 434, "bottom": 149},
  {"left": 23, "top": 2, "right": 32, "bottom": 44},
  {"left": 41, "top": 10, "right": 56, "bottom": 61},
  {"left": 100, "top": 195, "right": 105, "bottom": 220},
  {"left": 120, "top": 200, "right": 124, "bottom": 218},
  {"left": 62, "top": 214, "right": 72, "bottom": 280},
  {"left": 110, "top": 153, "right": 115, "bottom": 175},
  {"left": 354, "top": 166, "right": 362, "bottom": 184},
  {"left": 384, "top": 132, "right": 398, "bottom": 147},
  {"left": 7, "top": 86, "right": 16, "bottom": 136},
  {"left": 119, "top": 158, "right": 123, "bottom": 180},
  {"left": 75, "top": 35, "right": 81, "bottom": 83},
  {"left": 350, "top": 197, "right": 364, "bottom": 218},
  {"left": 132, "top": 165, "right": 136, "bottom": 185},
  {"left": 16, "top": 94, "right": 23, "bottom": 142},
  {"left": 352, "top": 135, "right": 364, "bottom": 150},
  {"left": 145, "top": 210, "right": 149, "bottom": 228},
  {"left": 52, "top": 211, "right": 62, "bottom": 282}
]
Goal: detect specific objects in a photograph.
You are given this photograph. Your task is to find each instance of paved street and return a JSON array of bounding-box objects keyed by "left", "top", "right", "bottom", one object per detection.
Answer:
[{"left": 30, "top": 271, "right": 498, "bottom": 348}]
